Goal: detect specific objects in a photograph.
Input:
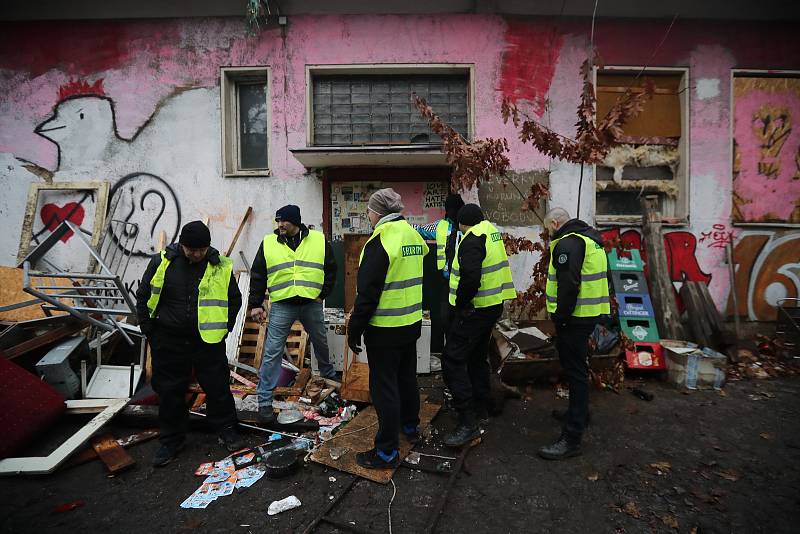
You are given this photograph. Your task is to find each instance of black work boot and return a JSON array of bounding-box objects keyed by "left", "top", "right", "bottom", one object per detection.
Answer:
[
  {"left": 152, "top": 440, "right": 185, "bottom": 467},
  {"left": 355, "top": 448, "right": 401, "bottom": 469},
  {"left": 218, "top": 426, "right": 245, "bottom": 452},
  {"left": 444, "top": 410, "right": 480, "bottom": 448},
  {"left": 538, "top": 435, "right": 582, "bottom": 460},
  {"left": 257, "top": 405, "right": 276, "bottom": 425}
]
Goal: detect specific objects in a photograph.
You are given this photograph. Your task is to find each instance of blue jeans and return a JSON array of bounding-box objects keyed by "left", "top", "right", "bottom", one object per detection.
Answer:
[{"left": 257, "top": 300, "right": 335, "bottom": 407}]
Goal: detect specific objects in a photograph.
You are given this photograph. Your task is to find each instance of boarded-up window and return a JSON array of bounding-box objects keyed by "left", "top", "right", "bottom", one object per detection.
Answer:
[
  {"left": 595, "top": 70, "right": 687, "bottom": 222},
  {"left": 312, "top": 74, "right": 469, "bottom": 145},
  {"left": 732, "top": 75, "right": 800, "bottom": 224}
]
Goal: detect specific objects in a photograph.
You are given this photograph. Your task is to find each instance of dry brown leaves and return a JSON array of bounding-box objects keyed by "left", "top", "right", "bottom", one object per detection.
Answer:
[
  {"left": 649, "top": 461, "right": 672, "bottom": 475},
  {"left": 715, "top": 468, "right": 741, "bottom": 482},
  {"left": 502, "top": 55, "right": 654, "bottom": 165}
]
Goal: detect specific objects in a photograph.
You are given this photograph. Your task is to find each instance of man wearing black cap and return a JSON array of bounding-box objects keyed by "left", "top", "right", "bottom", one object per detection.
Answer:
[
  {"left": 136, "top": 221, "right": 244, "bottom": 467},
  {"left": 249, "top": 205, "right": 337, "bottom": 425},
  {"left": 442, "top": 204, "right": 516, "bottom": 447}
]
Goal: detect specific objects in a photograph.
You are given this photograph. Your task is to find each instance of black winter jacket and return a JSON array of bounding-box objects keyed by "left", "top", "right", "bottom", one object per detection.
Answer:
[
  {"left": 135, "top": 244, "right": 242, "bottom": 338},
  {"left": 248, "top": 225, "right": 337, "bottom": 308},
  {"left": 549, "top": 218, "right": 608, "bottom": 327},
  {"left": 348, "top": 215, "right": 422, "bottom": 349}
]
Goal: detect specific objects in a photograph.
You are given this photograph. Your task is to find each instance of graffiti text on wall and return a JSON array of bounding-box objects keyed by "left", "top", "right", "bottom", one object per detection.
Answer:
[{"left": 726, "top": 231, "right": 800, "bottom": 321}]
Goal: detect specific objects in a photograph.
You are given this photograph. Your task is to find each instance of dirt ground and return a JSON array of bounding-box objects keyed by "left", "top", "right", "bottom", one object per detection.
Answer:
[{"left": 1, "top": 372, "right": 799, "bottom": 534}]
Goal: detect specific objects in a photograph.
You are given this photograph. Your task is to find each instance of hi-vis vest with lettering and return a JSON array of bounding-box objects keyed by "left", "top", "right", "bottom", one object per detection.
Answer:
[
  {"left": 545, "top": 232, "right": 610, "bottom": 317},
  {"left": 263, "top": 230, "right": 326, "bottom": 302},
  {"left": 449, "top": 220, "right": 517, "bottom": 308},
  {"left": 147, "top": 251, "right": 233, "bottom": 343},
  {"left": 435, "top": 219, "right": 450, "bottom": 271},
  {"left": 359, "top": 219, "right": 428, "bottom": 327}
]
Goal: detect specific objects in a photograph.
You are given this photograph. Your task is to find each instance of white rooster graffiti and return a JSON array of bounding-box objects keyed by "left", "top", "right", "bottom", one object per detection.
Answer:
[{"left": 31, "top": 79, "right": 218, "bottom": 257}]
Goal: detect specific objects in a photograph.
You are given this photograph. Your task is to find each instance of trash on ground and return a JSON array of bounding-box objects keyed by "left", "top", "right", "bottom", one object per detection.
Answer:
[{"left": 267, "top": 495, "right": 302, "bottom": 516}]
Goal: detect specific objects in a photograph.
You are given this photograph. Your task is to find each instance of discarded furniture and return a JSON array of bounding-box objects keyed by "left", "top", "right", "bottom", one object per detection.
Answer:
[
  {"left": 0, "top": 314, "right": 85, "bottom": 360},
  {"left": 20, "top": 219, "right": 139, "bottom": 344},
  {"left": 0, "top": 398, "right": 128, "bottom": 475},
  {"left": 35, "top": 335, "right": 85, "bottom": 399},
  {"left": 82, "top": 332, "right": 145, "bottom": 399},
  {"left": 0, "top": 356, "right": 65, "bottom": 460},
  {"left": 776, "top": 298, "right": 800, "bottom": 357}
]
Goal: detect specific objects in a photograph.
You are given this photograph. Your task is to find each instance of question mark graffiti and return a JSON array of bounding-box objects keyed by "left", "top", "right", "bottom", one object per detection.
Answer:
[{"left": 109, "top": 172, "right": 181, "bottom": 256}]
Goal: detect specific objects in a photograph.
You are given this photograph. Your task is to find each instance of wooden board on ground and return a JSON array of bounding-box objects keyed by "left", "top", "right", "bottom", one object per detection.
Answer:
[
  {"left": 89, "top": 433, "right": 136, "bottom": 474},
  {"left": 62, "top": 429, "right": 158, "bottom": 469},
  {"left": 0, "top": 266, "right": 67, "bottom": 321},
  {"left": 286, "top": 321, "right": 308, "bottom": 369},
  {"left": 310, "top": 396, "right": 441, "bottom": 484}
]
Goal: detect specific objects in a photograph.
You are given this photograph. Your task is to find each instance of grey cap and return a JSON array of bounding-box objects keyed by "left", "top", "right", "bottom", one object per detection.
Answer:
[{"left": 367, "top": 188, "right": 404, "bottom": 216}]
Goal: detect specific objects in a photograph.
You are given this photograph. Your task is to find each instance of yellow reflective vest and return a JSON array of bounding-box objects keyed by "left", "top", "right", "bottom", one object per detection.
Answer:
[
  {"left": 435, "top": 219, "right": 450, "bottom": 271},
  {"left": 449, "top": 220, "right": 517, "bottom": 308},
  {"left": 545, "top": 232, "right": 610, "bottom": 317},
  {"left": 263, "top": 230, "right": 326, "bottom": 302},
  {"left": 359, "top": 218, "right": 428, "bottom": 327},
  {"left": 146, "top": 251, "right": 233, "bottom": 344}
]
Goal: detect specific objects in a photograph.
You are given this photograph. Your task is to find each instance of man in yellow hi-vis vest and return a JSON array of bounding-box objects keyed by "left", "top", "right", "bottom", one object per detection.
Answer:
[
  {"left": 443, "top": 204, "right": 516, "bottom": 447},
  {"left": 248, "top": 205, "right": 338, "bottom": 425},
  {"left": 135, "top": 221, "right": 243, "bottom": 467},
  {"left": 539, "top": 207, "right": 610, "bottom": 461},
  {"left": 348, "top": 188, "right": 427, "bottom": 469}
]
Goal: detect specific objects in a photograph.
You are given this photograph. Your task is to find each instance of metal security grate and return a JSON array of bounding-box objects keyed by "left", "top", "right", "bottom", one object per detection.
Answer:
[{"left": 312, "top": 74, "right": 469, "bottom": 146}]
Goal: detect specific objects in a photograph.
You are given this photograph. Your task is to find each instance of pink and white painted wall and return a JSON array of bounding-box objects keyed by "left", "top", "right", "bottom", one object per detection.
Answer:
[{"left": 0, "top": 15, "right": 798, "bottom": 319}]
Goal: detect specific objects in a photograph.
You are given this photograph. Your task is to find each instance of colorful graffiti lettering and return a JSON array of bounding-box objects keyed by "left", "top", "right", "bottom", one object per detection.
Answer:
[
  {"left": 726, "top": 231, "right": 800, "bottom": 321},
  {"left": 601, "top": 228, "right": 712, "bottom": 310}
]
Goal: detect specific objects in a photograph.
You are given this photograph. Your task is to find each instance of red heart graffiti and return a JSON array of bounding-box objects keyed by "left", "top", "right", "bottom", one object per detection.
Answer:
[{"left": 40, "top": 202, "right": 85, "bottom": 242}]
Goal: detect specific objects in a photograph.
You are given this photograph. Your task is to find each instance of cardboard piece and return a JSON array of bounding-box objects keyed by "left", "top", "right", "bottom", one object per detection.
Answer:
[{"left": 310, "top": 397, "right": 440, "bottom": 484}]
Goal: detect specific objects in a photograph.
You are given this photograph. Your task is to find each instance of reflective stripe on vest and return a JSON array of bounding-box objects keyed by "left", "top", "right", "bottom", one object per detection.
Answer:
[
  {"left": 435, "top": 219, "right": 450, "bottom": 270},
  {"left": 545, "top": 232, "right": 610, "bottom": 317},
  {"left": 449, "top": 220, "right": 517, "bottom": 308},
  {"left": 263, "top": 230, "right": 326, "bottom": 302},
  {"left": 147, "top": 251, "right": 233, "bottom": 343},
  {"left": 359, "top": 219, "right": 427, "bottom": 327}
]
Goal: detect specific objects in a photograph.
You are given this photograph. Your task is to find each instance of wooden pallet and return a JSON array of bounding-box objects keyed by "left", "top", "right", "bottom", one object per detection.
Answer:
[
  {"left": 341, "top": 313, "right": 371, "bottom": 403},
  {"left": 286, "top": 320, "right": 309, "bottom": 369},
  {"left": 237, "top": 318, "right": 268, "bottom": 371}
]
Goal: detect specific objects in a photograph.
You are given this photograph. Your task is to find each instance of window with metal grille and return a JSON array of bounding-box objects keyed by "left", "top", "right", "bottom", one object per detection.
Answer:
[{"left": 311, "top": 74, "right": 469, "bottom": 146}]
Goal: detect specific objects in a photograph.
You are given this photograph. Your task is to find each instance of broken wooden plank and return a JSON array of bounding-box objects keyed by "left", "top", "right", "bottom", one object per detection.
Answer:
[
  {"left": 0, "top": 398, "right": 128, "bottom": 476},
  {"left": 61, "top": 429, "right": 158, "bottom": 469},
  {"left": 65, "top": 398, "right": 118, "bottom": 415},
  {"left": 225, "top": 206, "right": 253, "bottom": 257},
  {"left": 89, "top": 433, "right": 136, "bottom": 474},
  {"left": 640, "top": 197, "right": 685, "bottom": 340}
]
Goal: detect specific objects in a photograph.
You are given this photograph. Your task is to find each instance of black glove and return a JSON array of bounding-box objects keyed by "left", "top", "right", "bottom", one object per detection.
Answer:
[
  {"left": 551, "top": 314, "right": 568, "bottom": 329},
  {"left": 348, "top": 335, "right": 362, "bottom": 355}
]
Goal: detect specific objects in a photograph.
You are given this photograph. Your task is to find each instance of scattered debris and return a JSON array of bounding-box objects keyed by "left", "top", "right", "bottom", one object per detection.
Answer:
[
  {"left": 51, "top": 500, "right": 85, "bottom": 514},
  {"left": 587, "top": 472, "right": 600, "bottom": 481},
  {"left": 630, "top": 388, "right": 654, "bottom": 401},
  {"left": 715, "top": 468, "right": 741, "bottom": 482},
  {"left": 268, "top": 495, "right": 302, "bottom": 516},
  {"left": 649, "top": 461, "right": 672, "bottom": 475}
]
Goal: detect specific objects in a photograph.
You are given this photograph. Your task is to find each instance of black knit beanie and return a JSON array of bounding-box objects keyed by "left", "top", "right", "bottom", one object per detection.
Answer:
[
  {"left": 275, "top": 205, "right": 302, "bottom": 226},
  {"left": 179, "top": 221, "right": 211, "bottom": 248},
  {"left": 457, "top": 204, "right": 484, "bottom": 226}
]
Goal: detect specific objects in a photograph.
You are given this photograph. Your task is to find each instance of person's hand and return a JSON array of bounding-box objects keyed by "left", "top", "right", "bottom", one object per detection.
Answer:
[
  {"left": 348, "top": 335, "right": 362, "bottom": 355},
  {"left": 250, "top": 307, "right": 267, "bottom": 323},
  {"left": 314, "top": 297, "right": 323, "bottom": 303}
]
